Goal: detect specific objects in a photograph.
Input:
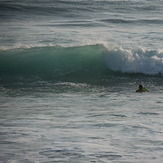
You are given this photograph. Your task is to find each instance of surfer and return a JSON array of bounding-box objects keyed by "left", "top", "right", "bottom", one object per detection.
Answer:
[{"left": 136, "top": 84, "right": 149, "bottom": 92}]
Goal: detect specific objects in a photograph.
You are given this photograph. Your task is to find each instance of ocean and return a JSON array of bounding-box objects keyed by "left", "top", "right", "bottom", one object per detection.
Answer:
[{"left": 0, "top": 0, "right": 163, "bottom": 162}]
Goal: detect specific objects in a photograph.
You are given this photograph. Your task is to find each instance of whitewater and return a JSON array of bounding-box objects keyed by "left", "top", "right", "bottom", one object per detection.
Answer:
[{"left": 0, "top": 0, "right": 163, "bottom": 162}]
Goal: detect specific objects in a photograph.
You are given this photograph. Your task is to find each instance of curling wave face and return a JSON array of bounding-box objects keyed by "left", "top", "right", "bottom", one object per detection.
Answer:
[{"left": 0, "top": 44, "right": 162, "bottom": 85}]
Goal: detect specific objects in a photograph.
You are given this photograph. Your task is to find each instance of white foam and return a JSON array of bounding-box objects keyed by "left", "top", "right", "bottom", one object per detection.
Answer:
[
  {"left": 104, "top": 46, "right": 163, "bottom": 75},
  {"left": 0, "top": 43, "right": 59, "bottom": 51}
]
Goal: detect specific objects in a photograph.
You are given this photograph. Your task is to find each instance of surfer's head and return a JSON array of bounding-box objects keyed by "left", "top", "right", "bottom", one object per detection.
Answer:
[{"left": 139, "top": 84, "right": 143, "bottom": 90}]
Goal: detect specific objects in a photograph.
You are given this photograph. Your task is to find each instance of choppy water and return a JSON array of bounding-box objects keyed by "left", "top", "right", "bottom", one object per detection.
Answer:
[
  {"left": 0, "top": 0, "right": 163, "bottom": 50},
  {"left": 0, "top": 87, "right": 163, "bottom": 162},
  {"left": 0, "top": 0, "right": 163, "bottom": 162}
]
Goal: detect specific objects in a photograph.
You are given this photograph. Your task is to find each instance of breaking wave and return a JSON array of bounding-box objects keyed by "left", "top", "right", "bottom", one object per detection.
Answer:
[{"left": 0, "top": 44, "right": 162, "bottom": 84}]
